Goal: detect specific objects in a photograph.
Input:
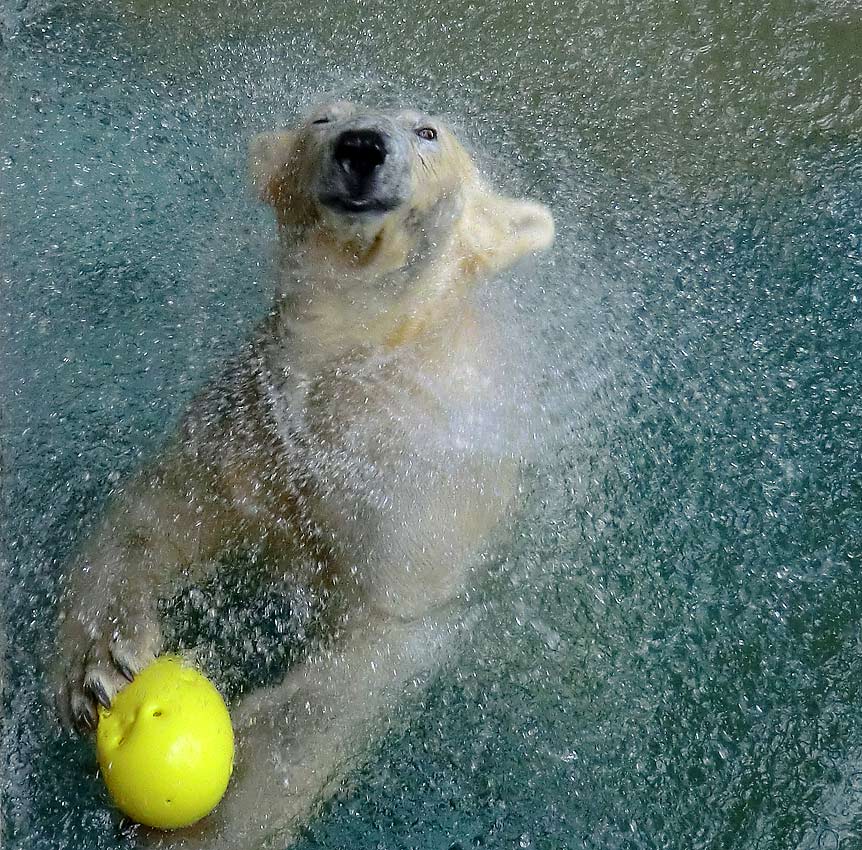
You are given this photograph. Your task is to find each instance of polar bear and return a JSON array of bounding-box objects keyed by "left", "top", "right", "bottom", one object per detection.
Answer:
[{"left": 55, "top": 100, "right": 554, "bottom": 848}]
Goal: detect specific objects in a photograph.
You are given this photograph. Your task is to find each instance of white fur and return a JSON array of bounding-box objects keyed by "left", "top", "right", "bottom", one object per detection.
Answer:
[{"left": 55, "top": 102, "right": 554, "bottom": 848}]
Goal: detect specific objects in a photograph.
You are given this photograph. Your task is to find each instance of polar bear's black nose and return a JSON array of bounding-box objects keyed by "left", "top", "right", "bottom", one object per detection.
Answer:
[{"left": 334, "top": 130, "right": 388, "bottom": 179}]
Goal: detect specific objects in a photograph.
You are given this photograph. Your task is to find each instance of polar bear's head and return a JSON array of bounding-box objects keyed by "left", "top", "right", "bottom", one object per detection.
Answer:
[{"left": 250, "top": 101, "right": 554, "bottom": 281}]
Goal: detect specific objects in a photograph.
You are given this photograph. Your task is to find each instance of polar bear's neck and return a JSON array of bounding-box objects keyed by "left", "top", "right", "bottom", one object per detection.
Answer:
[
  {"left": 270, "top": 249, "right": 474, "bottom": 376},
  {"left": 264, "top": 211, "right": 480, "bottom": 375}
]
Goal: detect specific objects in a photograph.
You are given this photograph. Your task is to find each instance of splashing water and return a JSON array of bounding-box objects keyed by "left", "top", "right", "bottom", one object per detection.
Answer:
[{"left": 1, "top": 1, "right": 861, "bottom": 848}]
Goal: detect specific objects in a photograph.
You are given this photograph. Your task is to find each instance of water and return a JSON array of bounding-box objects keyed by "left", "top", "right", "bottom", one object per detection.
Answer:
[{"left": 2, "top": 1, "right": 861, "bottom": 848}]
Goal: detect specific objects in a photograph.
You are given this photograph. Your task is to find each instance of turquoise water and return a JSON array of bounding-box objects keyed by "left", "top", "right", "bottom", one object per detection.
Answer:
[{"left": 2, "top": 1, "right": 861, "bottom": 848}]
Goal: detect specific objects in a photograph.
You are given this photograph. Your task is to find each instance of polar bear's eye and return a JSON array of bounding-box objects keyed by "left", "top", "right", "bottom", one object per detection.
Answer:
[
  {"left": 415, "top": 127, "right": 437, "bottom": 141},
  {"left": 311, "top": 117, "right": 331, "bottom": 125}
]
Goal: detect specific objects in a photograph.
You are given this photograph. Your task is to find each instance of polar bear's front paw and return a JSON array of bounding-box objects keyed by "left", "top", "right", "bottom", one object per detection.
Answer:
[{"left": 55, "top": 602, "right": 162, "bottom": 732}]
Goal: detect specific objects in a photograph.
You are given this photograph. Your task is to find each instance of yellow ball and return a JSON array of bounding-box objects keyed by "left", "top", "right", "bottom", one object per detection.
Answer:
[{"left": 96, "top": 656, "right": 234, "bottom": 830}]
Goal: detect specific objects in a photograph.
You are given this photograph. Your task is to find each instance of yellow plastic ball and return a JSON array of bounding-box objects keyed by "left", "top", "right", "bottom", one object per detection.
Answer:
[{"left": 96, "top": 656, "right": 234, "bottom": 830}]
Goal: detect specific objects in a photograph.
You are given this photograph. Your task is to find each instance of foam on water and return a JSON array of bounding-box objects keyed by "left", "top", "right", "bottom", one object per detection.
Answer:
[{"left": 2, "top": 1, "right": 861, "bottom": 848}]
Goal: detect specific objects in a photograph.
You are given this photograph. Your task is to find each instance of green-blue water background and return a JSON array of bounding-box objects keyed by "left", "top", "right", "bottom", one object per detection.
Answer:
[{"left": 2, "top": 1, "right": 861, "bottom": 847}]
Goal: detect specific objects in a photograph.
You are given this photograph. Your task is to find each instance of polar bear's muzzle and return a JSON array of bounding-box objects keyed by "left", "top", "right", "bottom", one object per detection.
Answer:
[
  {"left": 317, "top": 121, "right": 410, "bottom": 216},
  {"left": 334, "top": 130, "right": 387, "bottom": 182}
]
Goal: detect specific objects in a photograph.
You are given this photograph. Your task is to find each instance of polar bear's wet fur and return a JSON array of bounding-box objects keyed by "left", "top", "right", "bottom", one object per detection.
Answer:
[{"left": 55, "top": 101, "right": 554, "bottom": 848}]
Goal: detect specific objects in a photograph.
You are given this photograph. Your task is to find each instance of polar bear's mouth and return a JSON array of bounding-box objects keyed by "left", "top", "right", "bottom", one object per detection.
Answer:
[{"left": 320, "top": 195, "right": 401, "bottom": 215}]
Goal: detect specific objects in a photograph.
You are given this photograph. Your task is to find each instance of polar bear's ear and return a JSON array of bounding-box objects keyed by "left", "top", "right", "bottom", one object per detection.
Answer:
[
  {"left": 249, "top": 131, "right": 296, "bottom": 204},
  {"left": 459, "top": 185, "right": 555, "bottom": 278}
]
